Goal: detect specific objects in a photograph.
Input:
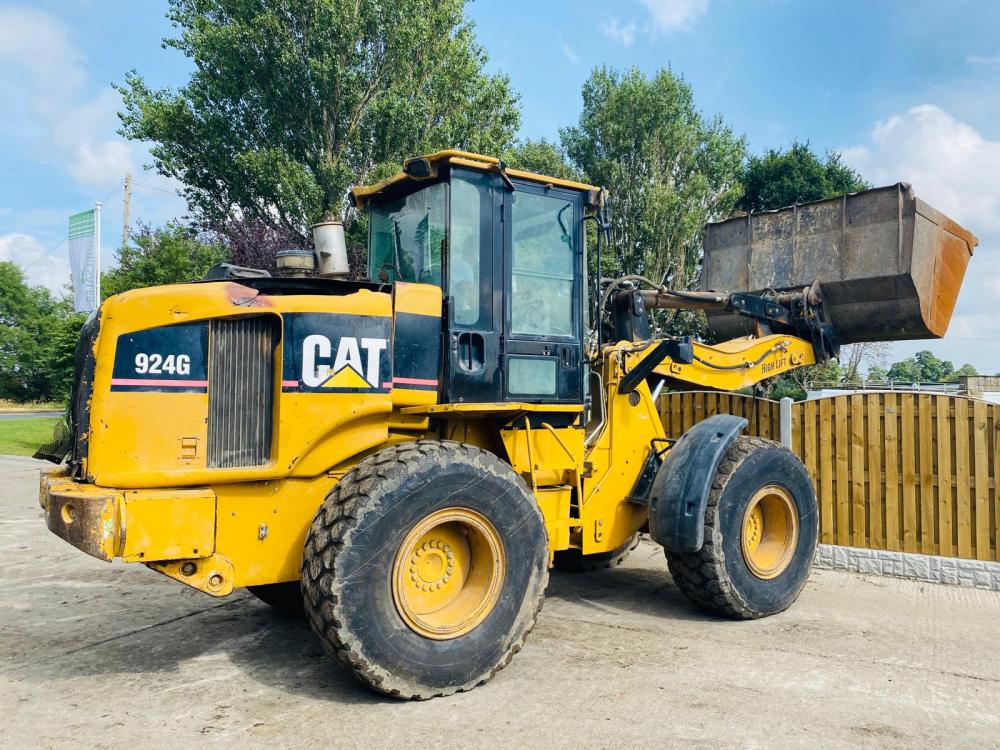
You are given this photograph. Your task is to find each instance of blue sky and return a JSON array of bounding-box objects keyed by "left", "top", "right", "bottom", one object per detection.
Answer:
[{"left": 2, "top": 0, "right": 1000, "bottom": 372}]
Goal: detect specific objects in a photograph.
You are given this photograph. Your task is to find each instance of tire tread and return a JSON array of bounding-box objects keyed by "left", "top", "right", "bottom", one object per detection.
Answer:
[
  {"left": 301, "top": 439, "right": 548, "bottom": 699},
  {"left": 665, "top": 436, "right": 815, "bottom": 620}
]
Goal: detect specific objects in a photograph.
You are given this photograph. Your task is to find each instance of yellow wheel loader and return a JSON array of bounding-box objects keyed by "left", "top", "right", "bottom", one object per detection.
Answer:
[{"left": 39, "top": 150, "right": 977, "bottom": 699}]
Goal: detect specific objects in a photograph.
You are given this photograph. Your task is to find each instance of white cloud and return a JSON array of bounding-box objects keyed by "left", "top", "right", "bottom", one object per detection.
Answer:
[
  {"left": 0, "top": 7, "right": 146, "bottom": 191},
  {"left": 0, "top": 4, "right": 184, "bottom": 274},
  {"left": 967, "top": 53, "right": 1000, "bottom": 67},
  {"left": 600, "top": 1, "right": 708, "bottom": 47},
  {"left": 842, "top": 104, "right": 1000, "bottom": 233},
  {"left": 600, "top": 17, "right": 638, "bottom": 47},
  {"left": 0, "top": 7, "right": 84, "bottom": 93},
  {"left": 562, "top": 44, "right": 579, "bottom": 64},
  {"left": 842, "top": 105, "right": 1000, "bottom": 374},
  {"left": 641, "top": 0, "right": 709, "bottom": 32},
  {"left": 0, "top": 233, "right": 70, "bottom": 293}
]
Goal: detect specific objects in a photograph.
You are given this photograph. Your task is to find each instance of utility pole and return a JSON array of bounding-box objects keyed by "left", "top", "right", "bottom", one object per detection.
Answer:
[{"left": 122, "top": 172, "right": 133, "bottom": 249}]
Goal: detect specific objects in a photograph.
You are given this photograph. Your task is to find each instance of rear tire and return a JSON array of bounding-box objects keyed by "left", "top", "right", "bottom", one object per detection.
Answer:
[
  {"left": 665, "top": 436, "right": 817, "bottom": 619},
  {"left": 301, "top": 440, "right": 549, "bottom": 699},
  {"left": 246, "top": 583, "right": 304, "bottom": 617},
  {"left": 553, "top": 533, "right": 640, "bottom": 572}
]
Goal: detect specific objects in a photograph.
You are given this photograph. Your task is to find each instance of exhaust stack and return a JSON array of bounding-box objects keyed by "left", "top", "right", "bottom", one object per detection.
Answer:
[{"left": 312, "top": 221, "right": 350, "bottom": 278}]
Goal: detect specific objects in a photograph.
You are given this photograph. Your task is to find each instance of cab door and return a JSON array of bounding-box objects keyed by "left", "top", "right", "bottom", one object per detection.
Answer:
[
  {"left": 503, "top": 181, "right": 584, "bottom": 403},
  {"left": 445, "top": 168, "right": 504, "bottom": 403}
]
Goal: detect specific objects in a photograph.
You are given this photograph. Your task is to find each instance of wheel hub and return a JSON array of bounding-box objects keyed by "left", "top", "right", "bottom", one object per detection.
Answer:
[
  {"left": 392, "top": 508, "right": 505, "bottom": 640},
  {"left": 410, "top": 539, "right": 456, "bottom": 591},
  {"left": 740, "top": 485, "right": 799, "bottom": 580}
]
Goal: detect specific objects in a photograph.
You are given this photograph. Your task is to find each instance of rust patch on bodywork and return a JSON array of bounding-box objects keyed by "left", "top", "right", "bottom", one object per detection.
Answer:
[
  {"left": 224, "top": 282, "right": 273, "bottom": 308},
  {"left": 42, "top": 480, "right": 120, "bottom": 562}
]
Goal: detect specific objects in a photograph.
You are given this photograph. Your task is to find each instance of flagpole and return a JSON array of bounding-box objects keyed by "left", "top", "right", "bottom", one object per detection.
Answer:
[{"left": 94, "top": 202, "right": 102, "bottom": 308}]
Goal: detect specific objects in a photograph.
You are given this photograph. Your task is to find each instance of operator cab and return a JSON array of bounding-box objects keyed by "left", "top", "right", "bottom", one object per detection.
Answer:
[{"left": 351, "top": 151, "right": 602, "bottom": 406}]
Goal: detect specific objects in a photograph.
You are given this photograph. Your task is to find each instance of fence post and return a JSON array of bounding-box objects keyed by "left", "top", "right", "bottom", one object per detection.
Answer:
[{"left": 779, "top": 397, "right": 793, "bottom": 449}]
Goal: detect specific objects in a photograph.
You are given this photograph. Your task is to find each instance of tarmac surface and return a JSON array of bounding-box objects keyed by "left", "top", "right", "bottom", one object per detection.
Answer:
[
  {"left": 2, "top": 453, "right": 999, "bottom": 749},
  {"left": 0, "top": 410, "right": 62, "bottom": 420}
]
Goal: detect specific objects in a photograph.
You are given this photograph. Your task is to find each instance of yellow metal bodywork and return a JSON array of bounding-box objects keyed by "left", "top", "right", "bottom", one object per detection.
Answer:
[
  {"left": 652, "top": 334, "right": 817, "bottom": 390},
  {"left": 88, "top": 282, "right": 391, "bottom": 487},
  {"left": 580, "top": 346, "right": 665, "bottom": 554},
  {"left": 43, "top": 277, "right": 449, "bottom": 595},
  {"left": 42, "top": 468, "right": 216, "bottom": 563}
]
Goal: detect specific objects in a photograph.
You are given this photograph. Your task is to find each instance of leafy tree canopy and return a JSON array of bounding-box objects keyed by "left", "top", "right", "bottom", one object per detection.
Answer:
[
  {"left": 503, "top": 138, "right": 580, "bottom": 182},
  {"left": 0, "top": 262, "right": 84, "bottom": 402},
  {"left": 948, "top": 363, "right": 979, "bottom": 381},
  {"left": 741, "top": 140, "right": 869, "bottom": 213},
  {"left": 884, "top": 350, "right": 977, "bottom": 383},
  {"left": 102, "top": 223, "right": 229, "bottom": 298},
  {"left": 561, "top": 67, "right": 746, "bottom": 286},
  {"left": 118, "top": 0, "right": 520, "bottom": 243}
]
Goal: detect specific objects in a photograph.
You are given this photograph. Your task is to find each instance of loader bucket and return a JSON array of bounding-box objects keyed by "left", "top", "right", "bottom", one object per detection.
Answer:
[{"left": 701, "top": 183, "right": 978, "bottom": 344}]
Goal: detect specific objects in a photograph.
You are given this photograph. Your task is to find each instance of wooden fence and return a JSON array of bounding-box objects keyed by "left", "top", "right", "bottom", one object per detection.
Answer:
[{"left": 659, "top": 391, "right": 1000, "bottom": 562}]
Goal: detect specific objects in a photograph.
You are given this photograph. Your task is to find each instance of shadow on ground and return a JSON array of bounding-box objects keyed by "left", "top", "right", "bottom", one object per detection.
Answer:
[{"left": 6, "top": 543, "right": 717, "bottom": 704}]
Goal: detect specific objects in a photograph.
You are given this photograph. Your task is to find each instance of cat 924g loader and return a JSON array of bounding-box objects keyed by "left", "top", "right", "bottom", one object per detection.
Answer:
[{"left": 39, "top": 150, "right": 977, "bottom": 699}]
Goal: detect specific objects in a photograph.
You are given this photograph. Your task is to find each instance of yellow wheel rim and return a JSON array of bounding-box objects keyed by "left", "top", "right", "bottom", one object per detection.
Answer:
[
  {"left": 392, "top": 507, "right": 505, "bottom": 640},
  {"left": 740, "top": 485, "right": 799, "bottom": 580}
]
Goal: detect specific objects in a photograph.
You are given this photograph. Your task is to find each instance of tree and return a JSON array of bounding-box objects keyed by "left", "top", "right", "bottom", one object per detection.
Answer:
[
  {"left": 741, "top": 141, "right": 871, "bottom": 211},
  {"left": 0, "top": 262, "right": 84, "bottom": 402},
  {"left": 944, "top": 363, "right": 978, "bottom": 383},
  {"left": 561, "top": 67, "right": 745, "bottom": 287},
  {"left": 102, "top": 223, "right": 229, "bottom": 298},
  {"left": 768, "top": 357, "right": 843, "bottom": 401},
  {"left": 118, "top": 0, "right": 520, "bottom": 246},
  {"left": 741, "top": 141, "right": 869, "bottom": 213},
  {"left": 867, "top": 365, "right": 889, "bottom": 382},
  {"left": 886, "top": 358, "right": 921, "bottom": 383},
  {"left": 885, "top": 350, "right": 964, "bottom": 383},
  {"left": 502, "top": 139, "right": 580, "bottom": 182},
  {"left": 839, "top": 341, "right": 891, "bottom": 382},
  {"left": 218, "top": 218, "right": 305, "bottom": 275}
]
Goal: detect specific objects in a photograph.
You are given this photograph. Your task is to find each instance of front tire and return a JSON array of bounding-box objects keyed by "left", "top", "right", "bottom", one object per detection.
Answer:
[
  {"left": 665, "top": 436, "right": 818, "bottom": 619},
  {"left": 301, "top": 440, "right": 549, "bottom": 699}
]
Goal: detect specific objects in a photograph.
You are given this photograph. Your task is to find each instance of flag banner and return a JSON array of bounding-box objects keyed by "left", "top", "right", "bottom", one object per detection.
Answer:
[{"left": 68, "top": 209, "right": 97, "bottom": 312}]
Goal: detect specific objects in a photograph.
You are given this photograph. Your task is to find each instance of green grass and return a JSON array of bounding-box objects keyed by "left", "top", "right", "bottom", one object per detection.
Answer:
[{"left": 0, "top": 417, "right": 61, "bottom": 457}]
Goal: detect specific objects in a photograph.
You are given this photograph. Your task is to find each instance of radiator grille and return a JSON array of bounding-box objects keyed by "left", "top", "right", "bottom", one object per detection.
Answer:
[{"left": 208, "top": 316, "right": 279, "bottom": 468}]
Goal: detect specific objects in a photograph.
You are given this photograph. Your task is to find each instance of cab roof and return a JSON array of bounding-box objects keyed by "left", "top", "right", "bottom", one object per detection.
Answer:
[{"left": 350, "top": 149, "right": 603, "bottom": 209}]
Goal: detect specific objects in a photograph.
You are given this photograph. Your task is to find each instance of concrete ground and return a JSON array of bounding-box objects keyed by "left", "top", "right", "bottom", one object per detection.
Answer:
[{"left": 2, "top": 455, "right": 998, "bottom": 749}]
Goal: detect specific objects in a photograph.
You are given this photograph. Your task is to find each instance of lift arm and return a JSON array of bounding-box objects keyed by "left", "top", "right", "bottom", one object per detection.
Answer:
[
  {"left": 607, "top": 282, "right": 831, "bottom": 392},
  {"left": 612, "top": 334, "right": 817, "bottom": 393}
]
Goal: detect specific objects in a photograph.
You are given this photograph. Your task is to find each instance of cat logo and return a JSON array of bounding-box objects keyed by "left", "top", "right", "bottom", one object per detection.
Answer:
[{"left": 301, "top": 335, "right": 388, "bottom": 389}]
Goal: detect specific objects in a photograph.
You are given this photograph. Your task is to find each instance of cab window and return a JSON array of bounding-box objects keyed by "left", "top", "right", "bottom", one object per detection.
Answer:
[
  {"left": 449, "top": 170, "right": 493, "bottom": 327},
  {"left": 369, "top": 182, "right": 446, "bottom": 284},
  {"left": 510, "top": 191, "right": 575, "bottom": 337}
]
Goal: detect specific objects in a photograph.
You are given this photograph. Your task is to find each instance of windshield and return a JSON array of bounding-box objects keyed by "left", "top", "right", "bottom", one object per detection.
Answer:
[{"left": 368, "top": 182, "right": 446, "bottom": 284}]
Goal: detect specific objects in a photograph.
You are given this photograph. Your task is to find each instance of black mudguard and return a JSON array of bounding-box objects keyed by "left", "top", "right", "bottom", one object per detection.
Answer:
[{"left": 648, "top": 414, "right": 748, "bottom": 553}]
